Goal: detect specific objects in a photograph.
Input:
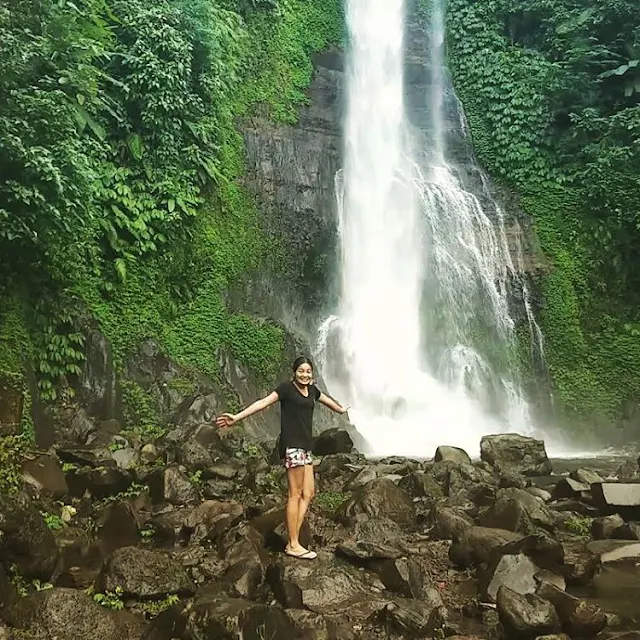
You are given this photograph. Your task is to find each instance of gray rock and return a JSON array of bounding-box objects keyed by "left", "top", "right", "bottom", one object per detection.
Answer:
[
  {"left": 337, "top": 517, "right": 407, "bottom": 560},
  {"left": 527, "top": 487, "right": 552, "bottom": 502},
  {"left": 140, "top": 443, "right": 159, "bottom": 463},
  {"left": 434, "top": 446, "right": 471, "bottom": 465},
  {"left": 449, "top": 526, "right": 523, "bottom": 568},
  {"left": 371, "top": 557, "right": 426, "bottom": 598},
  {"left": 345, "top": 477, "right": 416, "bottom": 528},
  {"left": 184, "top": 585, "right": 296, "bottom": 639},
  {"left": 591, "top": 514, "right": 625, "bottom": 540},
  {"left": 496, "top": 586, "right": 561, "bottom": 638},
  {"left": 111, "top": 447, "right": 138, "bottom": 471},
  {"left": 267, "top": 554, "right": 379, "bottom": 613},
  {"left": 480, "top": 434, "right": 552, "bottom": 476},
  {"left": 483, "top": 553, "right": 539, "bottom": 603},
  {"left": 21, "top": 454, "right": 68, "bottom": 498},
  {"left": 66, "top": 465, "right": 132, "bottom": 500},
  {"left": 551, "top": 477, "right": 590, "bottom": 500},
  {"left": 478, "top": 488, "right": 554, "bottom": 534},
  {"left": 148, "top": 464, "right": 199, "bottom": 506},
  {"left": 98, "top": 501, "right": 140, "bottom": 556},
  {"left": 431, "top": 506, "right": 473, "bottom": 540},
  {"left": 590, "top": 540, "right": 640, "bottom": 596},
  {"left": 570, "top": 468, "right": 604, "bottom": 485},
  {"left": 98, "top": 546, "right": 195, "bottom": 598},
  {"left": 384, "top": 598, "right": 447, "bottom": 638}
]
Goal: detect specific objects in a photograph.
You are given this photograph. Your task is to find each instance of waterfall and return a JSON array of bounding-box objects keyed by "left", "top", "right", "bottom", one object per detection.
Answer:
[{"left": 316, "top": 0, "right": 541, "bottom": 457}]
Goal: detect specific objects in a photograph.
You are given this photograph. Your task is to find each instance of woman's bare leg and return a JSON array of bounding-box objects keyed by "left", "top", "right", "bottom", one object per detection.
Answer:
[
  {"left": 286, "top": 466, "right": 306, "bottom": 552},
  {"left": 296, "top": 464, "right": 315, "bottom": 543}
]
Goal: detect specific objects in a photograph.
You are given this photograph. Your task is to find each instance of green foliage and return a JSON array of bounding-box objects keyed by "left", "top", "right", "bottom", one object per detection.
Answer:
[
  {"left": 447, "top": 0, "right": 640, "bottom": 430},
  {"left": 91, "top": 586, "right": 124, "bottom": 610},
  {"left": 41, "top": 511, "right": 65, "bottom": 531},
  {"left": 0, "top": 435, "right": 26, "bottom": 495},
  {"left": 315, "top": 490, "right": 350, "bottom": 514},
  {"left": 1, "top": 0, "right": 342, "bottom": 417},
  {"left": 139, "top": 594, "right": 180, "bottom": 618},
  {"left": 120, "top": 380, "right": 165, "bottom": 442},
  {"left": 564, "top": 515, "right": 592, "bottom": 538}
]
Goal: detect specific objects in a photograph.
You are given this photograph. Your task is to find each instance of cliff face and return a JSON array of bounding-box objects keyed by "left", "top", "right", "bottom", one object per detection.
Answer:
[
  {"left": 240, "top": 15, "right": 545, "bottom": 362},
  {"left": 239, "top": 50, "right": 345, "bottom": 329}
]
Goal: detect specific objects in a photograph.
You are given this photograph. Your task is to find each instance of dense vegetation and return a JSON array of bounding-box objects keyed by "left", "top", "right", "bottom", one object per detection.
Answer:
[
  {"left": 0, "top": 0, "right": 342, "bottom": 431},
  {"left": 447, "top": 0, "right": 640, "bottom": 436}
]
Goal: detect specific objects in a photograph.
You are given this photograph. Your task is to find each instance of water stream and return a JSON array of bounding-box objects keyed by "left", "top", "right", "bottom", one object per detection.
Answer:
[{"left": 316, "top": 0, "right": 545, "bottom": 457}]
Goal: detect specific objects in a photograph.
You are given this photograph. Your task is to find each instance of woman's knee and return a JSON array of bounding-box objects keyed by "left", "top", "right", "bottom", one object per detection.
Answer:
[{"left": 303, "top": 486, "right": 315, "bottom": 502}]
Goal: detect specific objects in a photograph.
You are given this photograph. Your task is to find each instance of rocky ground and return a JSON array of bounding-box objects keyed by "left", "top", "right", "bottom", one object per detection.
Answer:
[{"left": 2, "top": 424, "right": 640, "bottom": 640}]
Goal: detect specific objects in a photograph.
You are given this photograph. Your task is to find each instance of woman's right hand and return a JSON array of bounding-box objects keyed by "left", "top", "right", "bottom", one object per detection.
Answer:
[{"left": 215, "top": 413, "right": 237, "bottom": 428}]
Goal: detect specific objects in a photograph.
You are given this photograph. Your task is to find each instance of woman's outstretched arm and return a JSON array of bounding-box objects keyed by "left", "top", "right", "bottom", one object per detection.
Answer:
[
  {"left": 216, "top": 391, "right": 279, "bottom": 428},
  {"left": 318, "top": 392, "right": 349, "bottom": 415}
]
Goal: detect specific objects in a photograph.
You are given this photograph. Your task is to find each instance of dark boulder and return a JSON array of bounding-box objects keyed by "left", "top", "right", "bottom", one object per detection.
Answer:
[{"left": 0, "top": 492, "right": 58, "bottom": 580}]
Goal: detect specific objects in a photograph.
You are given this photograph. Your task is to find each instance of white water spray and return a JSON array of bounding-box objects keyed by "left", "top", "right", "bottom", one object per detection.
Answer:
[{"left": 317, "top": 0, "right": 540, "bottom": 457}]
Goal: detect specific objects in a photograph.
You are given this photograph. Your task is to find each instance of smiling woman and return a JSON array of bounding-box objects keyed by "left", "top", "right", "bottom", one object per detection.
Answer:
[{"left": 215, "top": 356, "right": 348, "bottom": 560}]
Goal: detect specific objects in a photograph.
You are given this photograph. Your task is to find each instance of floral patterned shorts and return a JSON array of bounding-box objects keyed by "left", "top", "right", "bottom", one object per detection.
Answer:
[{"left": 284, "top": 448, "right": 313, "bottom": 470}]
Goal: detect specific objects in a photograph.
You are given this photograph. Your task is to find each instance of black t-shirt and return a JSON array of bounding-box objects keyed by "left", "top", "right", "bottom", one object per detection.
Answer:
[{"left": 274, "top": 381, "right": 321, "bottom": 456}]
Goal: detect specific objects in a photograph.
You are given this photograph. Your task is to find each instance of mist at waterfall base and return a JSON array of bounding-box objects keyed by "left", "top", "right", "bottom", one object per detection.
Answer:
[{"left": 314, "top": 0, "right": 587, "bottom": 459}]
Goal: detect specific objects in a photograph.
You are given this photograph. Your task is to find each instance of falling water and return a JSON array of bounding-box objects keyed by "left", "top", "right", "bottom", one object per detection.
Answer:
[{"left": 316, "top": 0, "right": 540, "bottom": 457}]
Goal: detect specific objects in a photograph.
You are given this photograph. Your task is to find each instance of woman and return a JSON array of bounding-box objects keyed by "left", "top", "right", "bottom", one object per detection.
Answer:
[{"left": 215, "top": 356, "right": 348, "bottom": 560}]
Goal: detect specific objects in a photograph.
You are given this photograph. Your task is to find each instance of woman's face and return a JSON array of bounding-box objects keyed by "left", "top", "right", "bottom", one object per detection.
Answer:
[{"left": 294, "top": 363, "right": 313, "bottom": 386}]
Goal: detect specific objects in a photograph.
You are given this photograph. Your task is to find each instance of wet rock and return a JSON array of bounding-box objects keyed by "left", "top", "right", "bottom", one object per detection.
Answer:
[
  {"left": 449, "top": 526, "right": 523, "bottom": 568},
  {"left": 496, "top": 586, "right": 561, "bottom": 639},
  {"left": 446, "top": 462, "right": 497, "bottom": 505},
  {"left": 435, "top": 446, "right": 471, "bottom": 465},
  {"left": 560, "top": 540, "right": 597, "bottom": 584},
  {"left": 478, "top": 488, "right": 554, "bottom": 535},
  {"left": 249, "top": 507, "right": 311, "bottom": 551},
  {"left": 21, "top": 454, "right": 68, "bottom": 498},
  {"left": 550, "top": 498, "right": 600, "bottom": 517},
  {"left": 614, "top": 459, "right": 639, "bottom": 480},
  {"left": 551, "top": 478, "right": 590, "bottom": 500},
  {"left": 183, "top": 499, "right": 244, "bottom": 543},
  {"left": 97, "top": 546, "right": 195, "bottom": 598},
  {"left": 177, "top": 439, "right": 214, "bottom": 472},
  {"left": 431, "top": 505, "right": 473, "bottom": 540},
  {"left": 384, "top": 598, "right": 447, "bottom": 638},
  {"left": 267, "top": 554, "right": 379, "bottom": 613},
  {"left": 312, "top": 428, "right": 354, "bottom": 456},
  {"left": 372, "top": 557, "right": 425, "bottom": 598},
  {"left": 184, "top": 586, "right": 296, "bottom": 640},
  {"left": 590, "top": 540, "right": 640, "bottom": 596},
  {"left": 52, "top": 533, "right": 103, "bottom": 589},
  {"left": 592, "top": 514, "right": 625, "bottom": 540},
  {"left": 2, "top": 588, "right": 141, "bottom": 640},
  {"left": 66, "top": 465, "right": 132, "bottom": 500},
  {"left": 345, "top": 477, "right": 416, "bottom": 528},
  {"left": 147, "top": 464, "right": 199, "bottom": 505},
  {"left": 612, "top": 522, "right": 640, "bottom": 540},
  {"left": 98, "top": 501, "right": 140, "bottom": 556},
  {"left": 537, "top": 581, "right": 607, "bottom": 637},
  {"left": 570, "top": 468, "right": 604, "bottom": 486},
  {"left": 480, "top": 434, "right": 552, "bottom": 476},
  {"left": 57, "top": 446, "right": 113, "bottom": 468},
  {"left": 0, "top": 492, "right": 58, "bottom": 580},
  {"left": 398, "top": 470, "right": 445, "bottom": 502},
  {"left": 286, "top": 609, "right": 356, "bottom": 640},
  {"left": 337, "top": 516, "right": 407, "bottom": 560},
  {"left": 534, "top": 568, "right": 566, "bottom": 591},
  {"left": 0, "top": 564, "right": 17, "bottom": 609},
  {"left": 482, "top": 553, "right": 539, "bottom": 603},
  {"left": 494, "top": 532, "right": 564, "bottom": 573}
]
